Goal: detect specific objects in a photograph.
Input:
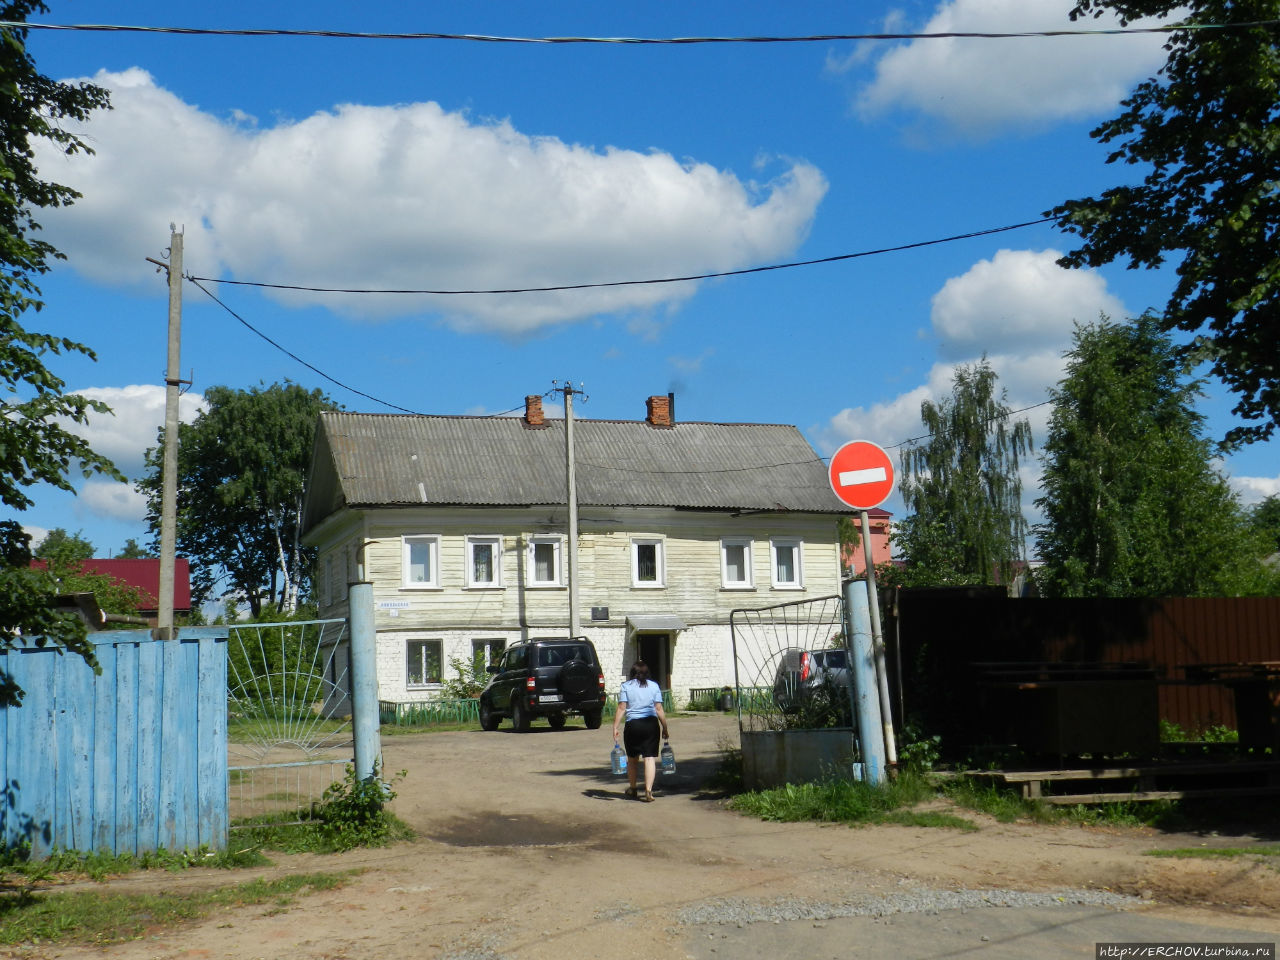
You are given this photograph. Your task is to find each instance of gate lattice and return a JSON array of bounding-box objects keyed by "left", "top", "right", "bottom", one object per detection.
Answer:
[
  {"left": 226, "top": 619, "right": 353, "bottom": 825},
  {"left": 729, "top": 595, "right": 851, "bottom": 732}
]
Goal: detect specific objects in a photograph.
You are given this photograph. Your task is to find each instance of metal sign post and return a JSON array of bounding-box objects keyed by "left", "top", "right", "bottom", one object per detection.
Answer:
[{"left": 828, "top": 440, "right": 899, "bottom": 764}]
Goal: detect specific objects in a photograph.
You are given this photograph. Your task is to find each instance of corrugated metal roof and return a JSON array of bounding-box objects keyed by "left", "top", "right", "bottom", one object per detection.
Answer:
[{"left": 307, "top": 411, "right": 848, "bottom": 525}]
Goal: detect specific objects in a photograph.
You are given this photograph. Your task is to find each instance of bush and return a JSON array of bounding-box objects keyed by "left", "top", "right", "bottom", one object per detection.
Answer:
[{"left": 316, "top": 765, "right": 407, "bottom": 851}]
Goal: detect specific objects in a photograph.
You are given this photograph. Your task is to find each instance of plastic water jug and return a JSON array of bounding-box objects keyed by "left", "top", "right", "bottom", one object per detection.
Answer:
[
  {"left": 611, "top": 741, "right": 627, "bottom": 776},
  {"left": 660, "top": 740, "right": 676, "bottom": 776}
]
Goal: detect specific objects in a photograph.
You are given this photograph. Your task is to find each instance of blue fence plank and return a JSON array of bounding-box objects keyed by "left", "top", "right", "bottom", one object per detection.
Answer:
[
  {"left": 114, "top": 639, "right": 140, "bottom": 855},
  {"left": 134, "top": 637, "right": 162, "bottom": 854},
  {"left": 197, "top": 634, "right": 228, "bottom": 847},
  {"left": 55, "top": 647, "right": 95, "bottom": 852},
  {"left": 92, "top": 642, "right": 118, "bottom": 854},
  {"left": 14, "top": 647, "right": 57, "bottom": 857}
]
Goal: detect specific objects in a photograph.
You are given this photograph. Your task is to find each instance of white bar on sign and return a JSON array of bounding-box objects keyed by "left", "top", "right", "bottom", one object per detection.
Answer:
[{"left": 839, "top": 466, "right": 887, "bottom": 487}]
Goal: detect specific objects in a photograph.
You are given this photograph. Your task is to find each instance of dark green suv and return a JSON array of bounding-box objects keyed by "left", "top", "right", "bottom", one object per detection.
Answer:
[{"left": 478, "top": 637, "right": 606, "bottom": 732}]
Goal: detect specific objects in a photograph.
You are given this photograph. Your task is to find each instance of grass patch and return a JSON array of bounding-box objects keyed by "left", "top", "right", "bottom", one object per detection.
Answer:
[
  {"left": 0, "top": 871, "right": 351, "bottom": 946},
  {"left": 0, "top": 844, "right": 268, "bottom": 883},
  {"left": 728, "top": 772, "right": 974, "bottom": 829}
]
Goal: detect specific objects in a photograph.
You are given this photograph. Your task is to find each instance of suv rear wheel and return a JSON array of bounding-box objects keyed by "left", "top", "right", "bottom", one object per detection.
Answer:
[
  {"left": 511, "top": 696, "right": 531, "bottom": 733},
  {"left": 558, "top": 659, "right": 595, "bottom": 699},
  {"left": 581, "top": 708, "right": 603, "bottom": 730},
  {"left": 479, "top": 698, "right": 500, "bottom": 732}
]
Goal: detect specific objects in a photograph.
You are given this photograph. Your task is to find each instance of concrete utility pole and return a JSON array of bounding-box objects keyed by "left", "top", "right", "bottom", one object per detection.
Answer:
[
  {"left": 157, "top": 226, "right": 183, "bottom": 639},
  {"left": 860, "top": 509, "right": 898, "bottom": 764},
  {"left": 551, "top": 381, "right": 586, "bottom": 636}
]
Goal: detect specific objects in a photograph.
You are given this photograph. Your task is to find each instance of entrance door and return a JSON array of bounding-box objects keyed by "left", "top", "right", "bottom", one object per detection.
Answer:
[{"left": 637, "top": 633, "right": 671, "bottom": 694}]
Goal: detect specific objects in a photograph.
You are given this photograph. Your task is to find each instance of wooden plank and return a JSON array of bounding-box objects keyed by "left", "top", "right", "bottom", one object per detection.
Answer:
[
  {"left": 56, "top": 645, "right": 96, "bottom": 853},
  {"left": 196, "top": 634, "right": 228, "bottom": 849},
  {"left": 975, "top": 760, "right": 1280, "bottom": 783},
  {"left": 134, "top": 638, "right": 162, "bottom": 854},
  {"left": 1042, "top": 786, "right": 1280, "bottom": 805},
  {"left": 114, "top": 640, "right": 139, "bottom": 855},
  {"left": 92, "top": 641, "right": 118, "bottom": 854},
  {"left": 15, "top": 648, "right": 56, "bottom": 858}
]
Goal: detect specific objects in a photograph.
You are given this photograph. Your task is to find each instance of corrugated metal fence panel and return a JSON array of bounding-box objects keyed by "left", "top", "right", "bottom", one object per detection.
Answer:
[{"left": 0, "top": 628, "right": 227, "bottom": 858}]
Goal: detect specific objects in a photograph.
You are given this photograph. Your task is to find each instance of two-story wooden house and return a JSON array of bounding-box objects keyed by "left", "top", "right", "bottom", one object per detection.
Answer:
[{"left": 301, "top": 395, "right": 849, "bottom": 705}]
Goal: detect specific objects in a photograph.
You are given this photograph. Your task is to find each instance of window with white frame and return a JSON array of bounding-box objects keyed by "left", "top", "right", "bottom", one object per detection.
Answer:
[
  {"left": 631, "top": 538, "right": 665, "bottom": 588},
  {"left": 406, "top": 638, "right": 443, "bottom": 687},
  {"left": 402, "top": 535, "right": 440, "bottom": 588},
  {"left": 466, "top": 536, "right": 503, "bottom": 588},
  {"left": 527, "top": 536, "right": 563, "bottom": 587},
  {"left": 471, "top": 637, "right": 506, "bottom": 670},
  {"left": 771, "top": 538, "right": 803, "bottom": 588},
  {"left": 720, "top": 537, "right": 754, "bottom": 588}
]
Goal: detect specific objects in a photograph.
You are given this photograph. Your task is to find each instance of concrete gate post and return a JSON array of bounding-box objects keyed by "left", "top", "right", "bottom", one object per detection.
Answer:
[{"left": 348, "top": 581, "right": 382, "bottom": 782}]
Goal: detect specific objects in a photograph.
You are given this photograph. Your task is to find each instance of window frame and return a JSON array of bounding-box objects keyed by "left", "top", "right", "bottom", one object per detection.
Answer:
[
  {"left": 465, "top": 535, "right": 504, "bottom": 589},
  {"left": 720, "top": 537, "right": 755, "bottom": 589},
  {"left": 405, "top": 638, "right": 443, "bottom": 688},
  {"left": 630, "top": 537, "right": 666, "bottom": 589},
  {"left": 770, "top": 537, "right": 804, "bottom": 589},
  {"left": 401, "top": 534, "right": 441, "bottom": 589},
  {"left": 526, "top": 535, "right": 564, "bottom": 588}
]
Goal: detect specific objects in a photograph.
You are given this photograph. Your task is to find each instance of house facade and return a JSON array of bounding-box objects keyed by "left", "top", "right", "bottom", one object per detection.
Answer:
[{"left": 301, "top": 396, "right": 850, "bottom": 705}]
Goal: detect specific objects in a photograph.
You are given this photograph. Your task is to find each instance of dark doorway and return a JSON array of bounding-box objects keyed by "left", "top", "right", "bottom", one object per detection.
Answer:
[{"left": 637, "top": 633, "right": 671, "bottom": 693}]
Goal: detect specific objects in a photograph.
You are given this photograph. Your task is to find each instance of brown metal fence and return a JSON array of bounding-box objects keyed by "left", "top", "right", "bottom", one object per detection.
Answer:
[{"left": 889, "top": 591, "right": 1280, "bottom": 741}]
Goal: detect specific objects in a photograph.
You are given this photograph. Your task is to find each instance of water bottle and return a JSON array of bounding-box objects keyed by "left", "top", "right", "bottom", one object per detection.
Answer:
[
  {"left": 611, "top": 741, "right": 627, "bottom": 776},
  {"left": 660, "top": 739, "right": 676, "bottom": 776}
]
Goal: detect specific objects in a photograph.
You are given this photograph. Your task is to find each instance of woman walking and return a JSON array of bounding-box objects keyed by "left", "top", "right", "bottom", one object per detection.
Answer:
[{"left": 612, "top": 660, "right": 670, "bottom": 802}]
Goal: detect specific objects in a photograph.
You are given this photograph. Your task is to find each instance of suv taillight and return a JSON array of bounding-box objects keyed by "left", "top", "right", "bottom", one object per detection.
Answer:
[
  {"left": 526, "top": 676, "right": 537, "bottom": 690},
  {"left": 597, "top": 672, "right": 605, "bottom": 688},
  {"left": 800, "top": 651, "right": 812, "bottom": 682}
]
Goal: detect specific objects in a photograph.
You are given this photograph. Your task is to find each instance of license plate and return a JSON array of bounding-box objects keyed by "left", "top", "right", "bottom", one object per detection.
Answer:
[{"left": 539, "top": 694, "right": 562, "bottom": 703}]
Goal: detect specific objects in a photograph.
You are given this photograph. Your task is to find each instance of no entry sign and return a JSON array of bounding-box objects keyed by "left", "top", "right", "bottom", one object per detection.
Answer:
[{"left": 828, "top": 440, "right": 895, "bottom": 511}]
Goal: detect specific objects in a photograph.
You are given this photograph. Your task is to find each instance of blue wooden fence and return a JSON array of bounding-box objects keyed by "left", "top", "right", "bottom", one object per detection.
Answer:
[{"left": 0, "top": 628, "right": 228, "bottom": 858}]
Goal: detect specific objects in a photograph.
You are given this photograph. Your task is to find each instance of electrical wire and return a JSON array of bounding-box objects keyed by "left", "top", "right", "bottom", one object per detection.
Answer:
[
  {"left": 7, "top": 20, "right": 1279, "bottom": 43},
  {"left": 185, "top": 276, "right": 421, "bottom": 415},
  {"left": 886, "top": 398, "right": 1054, "bottom": 449},
  {"left": 186, "top": 218, "right": 1056, "bottom": 297}
]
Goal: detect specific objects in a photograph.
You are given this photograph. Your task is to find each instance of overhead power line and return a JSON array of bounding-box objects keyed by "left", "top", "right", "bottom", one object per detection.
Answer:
[
  {"left": 186, "top": 276, "right": 421, "bottom": 415},
  {"left": 187, "top": 217, "right": 1056, "bottom": 297},
  {"left": 6, "top": 20, "right": 1278, "bottom": 43}
]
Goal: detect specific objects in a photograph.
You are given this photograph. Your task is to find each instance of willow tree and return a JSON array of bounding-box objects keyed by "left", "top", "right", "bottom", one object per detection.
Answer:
[
  {"left": 895, "top": 359, "right": 1033, "bottom": 587},
  {"left": 1035, "top": 316, "right": 1273, "bottom": 597}
]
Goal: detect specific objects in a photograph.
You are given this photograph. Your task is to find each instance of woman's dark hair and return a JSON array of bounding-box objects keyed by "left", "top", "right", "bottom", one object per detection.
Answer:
[{"left": 628, "top": 660, "right": 650, "bottom": 686}]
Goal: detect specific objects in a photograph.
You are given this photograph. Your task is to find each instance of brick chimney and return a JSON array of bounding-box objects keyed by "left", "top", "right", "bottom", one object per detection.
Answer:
[
  {"left": 524, "top": 395, "right": 545, "bottom": 427},
  {"left": 645, "top": 394, "right": 673, "bottom": 428}
]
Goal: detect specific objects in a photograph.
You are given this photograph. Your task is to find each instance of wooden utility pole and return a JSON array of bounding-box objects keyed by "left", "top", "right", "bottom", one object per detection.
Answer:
[{"left": 157, "top": 227, "right": 183, "bottom": 638}]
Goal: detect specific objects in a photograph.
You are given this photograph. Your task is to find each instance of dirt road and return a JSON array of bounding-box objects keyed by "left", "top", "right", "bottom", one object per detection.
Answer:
[{"left": 23, "top": 713, "right": 1280, "bottom": 959}]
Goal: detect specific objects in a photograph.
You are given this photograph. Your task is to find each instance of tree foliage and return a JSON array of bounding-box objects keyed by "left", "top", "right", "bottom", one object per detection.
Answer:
[
  {"left": 139, "top": 382, "right": 337, "bottom": 618},
  {"left": 1050, "top": 0, "right": 1280, "bottom": 444},
  {"left": 895, "top": 359, "right": 1033, "bottom": 588},
  {"left": 1035, "top": 316, "right": 1273, "bottom": 597},
  {"left": 33, "top": 528, "right": 145, "bottom": 617},
  {"left": 0, "top": 3, "right": 114, "bottom": 705}
]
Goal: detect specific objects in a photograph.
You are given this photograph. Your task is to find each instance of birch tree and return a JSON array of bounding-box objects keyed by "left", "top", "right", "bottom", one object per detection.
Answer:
[{"left": 895, "top": 359, "right": 1033, "bottom": 587}]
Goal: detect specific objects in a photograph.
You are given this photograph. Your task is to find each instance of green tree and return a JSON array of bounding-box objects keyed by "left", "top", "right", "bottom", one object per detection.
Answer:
[
  {"left": 1050, "top": 0, "right": 1280, "bottom": 444},
  {"left": 0, "top": 3, "right": 114, "bottom": 705},
  {"left": 114, "top": 537, "right": 154, "bottom": 559},
  {"left": 33, "top": 528, "right": 145, "bottom": 617},
  {"left": 895, "top": 359, "right": 1033, "bottom": 587},
  {"left": 138, "top": 382, "right": 337, "bottom": 617},
  {"left": 1035, "top": 316, "right": 1272, "bottom": 597},
  {"left": 1249, "top": 495, "right": 1280, "bottom": 555}
]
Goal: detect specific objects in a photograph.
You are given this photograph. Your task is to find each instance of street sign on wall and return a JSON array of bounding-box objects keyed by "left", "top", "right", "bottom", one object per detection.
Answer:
[{"left": 827, "top": 440, "right": 895, "bottom": 511}]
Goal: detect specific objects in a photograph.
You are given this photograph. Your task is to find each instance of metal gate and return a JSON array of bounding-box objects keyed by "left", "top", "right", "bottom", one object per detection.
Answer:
[{"left": 226, "top": 619, "right": 353, "bottom": 825}]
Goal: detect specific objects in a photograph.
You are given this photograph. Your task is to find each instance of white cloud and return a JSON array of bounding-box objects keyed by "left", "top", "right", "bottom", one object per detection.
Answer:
[
  {"left": 1234, "top": 474, "right": 1280, "bottom": 506},
  {"left": 63, "top": 384, "right": 206, "bottom": 479},
  {"left": 818, "top": 251, "right": 1127, "bottom": 519},
  {"left": 79, "top": 481, "right": 149, "bottom": 524},
  {"left": 857, "top": 0, "right": 1170, "bottom": 136},
  {"left": 35, "top": 69, "right": 828, "bottom": 335},
  {"left": 931, "top": 249, "right": 1125, "bottom": 360},
  {"left": 21, "top": 525, "right": 49, "bottom": 550}
]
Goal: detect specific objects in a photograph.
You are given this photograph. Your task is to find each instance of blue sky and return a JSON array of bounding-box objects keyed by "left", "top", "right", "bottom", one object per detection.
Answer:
[{"left": 12, "top": 0, "right": 1279, "bottom": 560}]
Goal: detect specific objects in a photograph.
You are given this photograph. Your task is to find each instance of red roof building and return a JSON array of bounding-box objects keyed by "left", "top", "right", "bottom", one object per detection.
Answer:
[{"left": 32, "top": 558, "right": 192, "bottom": 618}]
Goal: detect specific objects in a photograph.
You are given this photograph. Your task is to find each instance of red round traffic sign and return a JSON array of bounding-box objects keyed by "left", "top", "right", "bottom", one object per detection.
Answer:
[{"left": 828, "top": 440, "right": 895, "bottom": 510}]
